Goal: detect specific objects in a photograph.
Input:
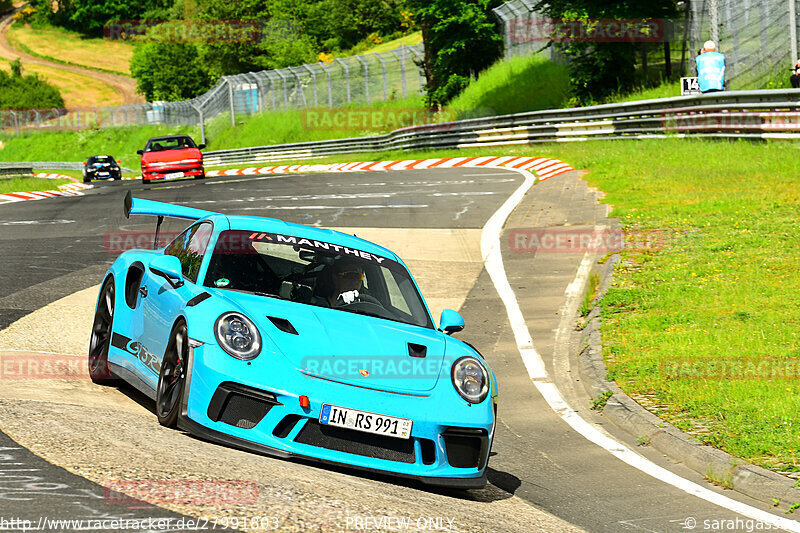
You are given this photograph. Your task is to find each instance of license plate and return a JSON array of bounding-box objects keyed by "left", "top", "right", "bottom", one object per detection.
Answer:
[
  {"left": 320, "top": 404, "right": 412, "bottom": 439},
  {"left": 98, "top": 172, "right": 109, "bottom": 176},
  {"left": 165, "top": 171, "right": 185, "bottom": 179}
]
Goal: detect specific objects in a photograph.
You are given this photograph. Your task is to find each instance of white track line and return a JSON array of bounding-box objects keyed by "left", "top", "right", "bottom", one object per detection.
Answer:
[{"left": 482, "top": 167, "right": 800, "bottom": 532}]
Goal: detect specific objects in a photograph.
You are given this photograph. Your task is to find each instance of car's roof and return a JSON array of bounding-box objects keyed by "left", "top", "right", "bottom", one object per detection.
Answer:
[
  {"left": 146, "top": 135, "right": 194, "bottom": 142},
  {"left": 88, "top": 154, "right": 114, "bottom": 158},
  {"left": 215, "top": 214, "right": 401, "bottom": 263}
]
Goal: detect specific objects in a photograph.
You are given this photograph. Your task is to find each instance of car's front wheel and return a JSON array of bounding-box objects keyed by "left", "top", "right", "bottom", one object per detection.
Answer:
[
  {"left": 156, "top": 321, "right": 189, "bottom": 427},
  {"left": 88, "top": 279, "right": 118, "bottom": 384}
]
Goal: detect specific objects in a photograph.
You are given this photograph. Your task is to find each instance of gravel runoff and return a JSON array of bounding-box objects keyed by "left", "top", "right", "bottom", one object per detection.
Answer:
[{"left": 0, "top": 390, "right": 582, "bottom": 532}]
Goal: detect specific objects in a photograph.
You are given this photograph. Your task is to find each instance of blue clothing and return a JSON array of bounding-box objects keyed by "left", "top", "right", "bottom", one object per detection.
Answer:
[{"left": 697, "top": 51, "right": 725, "bottom": 92}]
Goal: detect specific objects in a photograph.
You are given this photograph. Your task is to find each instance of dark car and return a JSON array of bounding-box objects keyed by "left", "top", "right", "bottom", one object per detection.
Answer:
[
  {"left": 83, "top": 155, "right": 122, "bottom": 183},
  {"left": 137, "top": 135, "right": 205, "bottom": 183}
]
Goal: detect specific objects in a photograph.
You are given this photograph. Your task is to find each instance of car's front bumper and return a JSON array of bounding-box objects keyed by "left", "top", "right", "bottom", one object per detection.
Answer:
[
  {"left": 142, "top": 164, "right": 204, "bottom": 181},
  {"left": 181, "top": 343, "right": 495, "bottom": 488}
]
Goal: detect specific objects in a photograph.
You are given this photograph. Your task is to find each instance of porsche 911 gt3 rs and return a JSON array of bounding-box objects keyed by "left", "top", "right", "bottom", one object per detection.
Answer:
[{"left": 89, "top": 192, "right": 497, "bottom": 488}]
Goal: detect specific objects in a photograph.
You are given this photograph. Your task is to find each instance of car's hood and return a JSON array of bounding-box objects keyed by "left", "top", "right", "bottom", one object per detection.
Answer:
[
  {"left": 141, "top": 148, "right": 202, "bottom": 165},
  {"left": 218, "top": 291, "right": 446, "bottom": 393}
]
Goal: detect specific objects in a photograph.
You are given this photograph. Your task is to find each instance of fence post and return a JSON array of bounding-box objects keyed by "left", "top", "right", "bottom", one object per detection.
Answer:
[
  {"left": 393, "top": 46, "right": 407, "bottom": 98},
  {"left": 355, "top": 54, "right": 370, "bottom": 105},
  {"left": 335, "top": 58, "right": 351, "bottom": 104},
  {"left": 303, "top": 64, "right": 318, "bottom": 107},
  {"left": 372, "top": 53, "right": 388, "bottom": 100},
  {"left": 290, "top": 67, "right": 308, "bottom": 108},
  {"left": 790, "top": 0, "right": 798, "bottom": 67},
  {"left": 34, "top": 109, "right": 40, "bottom": 131},
  {"left": 275, "top": 69, "right": 290, "bottom": 109},
  {"left": 407, "top": 46, "right": 424, "bottom": 92},
  {"left": 9, "top": 111, "right": 18, "bottom": 137},
  {"left": 318, "top": 62, "right": 334, "bottom": 108},
  {"left": 55, "top": 108, "right": 61, "bottom": 131},
  {"left": 709, "top": 0, "right": 719, "bottom": 48},
  {"left": 191, "top": 104, "right": 205, "bottom": 145},
  {"left": 226, "top": 78, "right": 236, "bottom": 126}
]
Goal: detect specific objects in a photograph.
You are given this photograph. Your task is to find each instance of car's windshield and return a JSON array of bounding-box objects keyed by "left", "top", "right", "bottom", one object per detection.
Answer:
[
  {"left": 145, "top": 137, "right": 197, "bottom": 152},
  {"left": 203, "top": 230, "right": 433, "bottom": 329},
  {"left": 88, "top": 155, "right": 115, "bottom": 165}
]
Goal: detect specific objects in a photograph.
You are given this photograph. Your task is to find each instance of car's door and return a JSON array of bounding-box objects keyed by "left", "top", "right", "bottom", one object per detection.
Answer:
[{"left": 139, "top": 221, "right": 214, "bottom": 385}]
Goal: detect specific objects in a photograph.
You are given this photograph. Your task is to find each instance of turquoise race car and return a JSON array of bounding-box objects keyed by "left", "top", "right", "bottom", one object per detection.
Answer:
[{"left": 88, "top": 192, "right": 497, "bottom": 488}]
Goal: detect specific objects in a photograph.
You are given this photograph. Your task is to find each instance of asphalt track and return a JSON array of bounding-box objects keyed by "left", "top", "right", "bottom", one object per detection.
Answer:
[{"left": 0, "top": 170, "right": 794, "bottom": 532}]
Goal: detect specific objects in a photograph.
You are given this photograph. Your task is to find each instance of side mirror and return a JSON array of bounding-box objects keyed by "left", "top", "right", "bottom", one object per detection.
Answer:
[
  {"left": 150, "top": 255, "right": 184, "bottom": 288},
  {"left": 198, "top": 143, "right": 206, "bottom": 150},
  {"left": 136, "top": 149, "right": 144, "bottom": 155},
  {"left": 438, "top": 309, "right": 465, "bottom": 335}
]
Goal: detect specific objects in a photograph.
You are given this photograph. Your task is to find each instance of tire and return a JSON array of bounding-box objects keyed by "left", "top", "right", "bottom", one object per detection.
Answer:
[
  {"left": 156, "top": 321, "right": 189, "bottom": 428},
  {"left": 88, "top": 279, "right": 118, "bottom": 384},
  {"left": 83, "top": 175, "right": 91, "bottom": 184}
]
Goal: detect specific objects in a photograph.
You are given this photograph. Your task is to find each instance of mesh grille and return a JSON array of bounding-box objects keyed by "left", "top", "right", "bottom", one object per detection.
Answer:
[
  {"left": 218, "top": 394, "right": 273, "bottom": 429},
  {"left": 295, "top": 421, "right": 416, "bottom": 463}
]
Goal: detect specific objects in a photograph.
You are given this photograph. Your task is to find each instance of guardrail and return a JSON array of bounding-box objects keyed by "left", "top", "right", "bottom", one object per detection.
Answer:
[
  {"left": 0, "top": 162, "right": 136, "bottom": 172},
  {"left": 0, "top": 166, "right": 32, "bottom": 178},
  {"left": 203, "top": 89, "right": 800, "bottom": 167}
]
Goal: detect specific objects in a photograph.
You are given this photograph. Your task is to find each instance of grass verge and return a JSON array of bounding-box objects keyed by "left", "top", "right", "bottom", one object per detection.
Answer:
[
  {"left": 0, "top": 56, "right": 121, "bottom": 108},
  {"left": 0, "top": 176, "right": 72, "bottom": 194},
  {"left": 6, "top": 22, "right": 134, "bottom": 76}
]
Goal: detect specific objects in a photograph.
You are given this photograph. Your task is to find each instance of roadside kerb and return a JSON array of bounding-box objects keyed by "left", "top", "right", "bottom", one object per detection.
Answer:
[{"left": 577, "top": 252, "right": 800, "bottom": 509}]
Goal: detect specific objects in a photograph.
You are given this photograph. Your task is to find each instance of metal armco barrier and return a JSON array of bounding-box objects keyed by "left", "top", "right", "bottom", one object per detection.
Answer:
[{"left": 202, "top": 89, "right": 800, "bottom": 167}]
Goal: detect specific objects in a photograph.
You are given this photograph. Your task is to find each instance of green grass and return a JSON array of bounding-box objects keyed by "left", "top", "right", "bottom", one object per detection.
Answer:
[
  {"left": 353, "top": 32, "right": 422, "bottom": 55},
  {"left": 0, "top": 176, "right": 72, "bottom": 194},
  {"left": 0, "top": 124, "right": 198, "bottom": 163},
  {"left": 449, "top": 53, "right": 570, "bottom": 117}
]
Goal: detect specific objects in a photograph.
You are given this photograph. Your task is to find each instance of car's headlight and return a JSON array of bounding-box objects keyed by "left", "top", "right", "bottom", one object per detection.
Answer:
[
  {"left": 215, "top": 312, "right": 261, "bottom": 360},
  {"left": 451, "top": 356, "right": 489, "bottom": 404}
]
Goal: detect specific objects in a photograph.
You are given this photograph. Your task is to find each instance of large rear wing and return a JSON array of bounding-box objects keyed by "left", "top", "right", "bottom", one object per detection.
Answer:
[
  {"left": 123, "top": 191, "right": 218, "bottom": 249},
  {"left": 124, "top": 191, "right": 216, "bottom": 221}
]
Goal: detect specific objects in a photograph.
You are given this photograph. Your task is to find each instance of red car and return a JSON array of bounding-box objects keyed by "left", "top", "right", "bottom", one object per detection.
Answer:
[{"left": 137, "top": 135, "right": 205, "bottom": 182}]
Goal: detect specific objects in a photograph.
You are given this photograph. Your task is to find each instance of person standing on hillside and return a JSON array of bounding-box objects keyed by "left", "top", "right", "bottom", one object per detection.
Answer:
[
  {"left": 791, "top": 60, "right": 800, "bottom": 88},
  {"left": 696, "top": 40, "right": 725, "bottom": 93}
]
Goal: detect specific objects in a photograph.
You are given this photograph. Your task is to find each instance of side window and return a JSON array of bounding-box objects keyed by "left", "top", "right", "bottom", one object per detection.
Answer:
[
  {"left": 380, "top": 267, "right": 412, "bottom": 315},
  {"left": 165, "top": 222, "right": 213, "bottom": 282}
]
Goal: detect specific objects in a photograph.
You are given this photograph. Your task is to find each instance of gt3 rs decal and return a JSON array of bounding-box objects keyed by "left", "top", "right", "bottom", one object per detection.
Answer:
[{"left": 111, "top": 333, "right": 161, "bottom": 374}]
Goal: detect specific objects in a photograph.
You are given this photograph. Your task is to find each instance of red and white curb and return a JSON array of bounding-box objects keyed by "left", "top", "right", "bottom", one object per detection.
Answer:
[
  {"left": 0, "top": 173, "right": 92, "bottom": 203},
  {"left": 205, "top": 156, "right": 575, "bottom": 181},
  {"left": 1, "top": 156, "right": 574, "bottom": 204}
]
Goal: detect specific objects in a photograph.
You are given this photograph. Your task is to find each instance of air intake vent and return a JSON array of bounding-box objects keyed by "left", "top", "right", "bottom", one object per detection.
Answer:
[
  {"left": 268, "top": 316, "right": 298, "bottom": 335},
  {"left": 295, "top": 421, "right": 416, "bottom": 463},
  {"left": 408, "top": 343, "right": 427, "bottom": 358},
  {"left": 207, "top": 382, "right": 280, "bottom": 430}
]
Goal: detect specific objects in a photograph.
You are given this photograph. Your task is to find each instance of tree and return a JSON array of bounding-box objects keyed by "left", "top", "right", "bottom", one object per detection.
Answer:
[
  {"left": 130, "top": 37, "right": 215, "bottom": 101},
  {"left": 405, "top": 0, "right": 504, "bottom": 108},
  {"left": 535, "top": 0, "right": 678, "bottom": 103},
  {"left": 0, "top": 62, "right": 64, "bottom": 110}
]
